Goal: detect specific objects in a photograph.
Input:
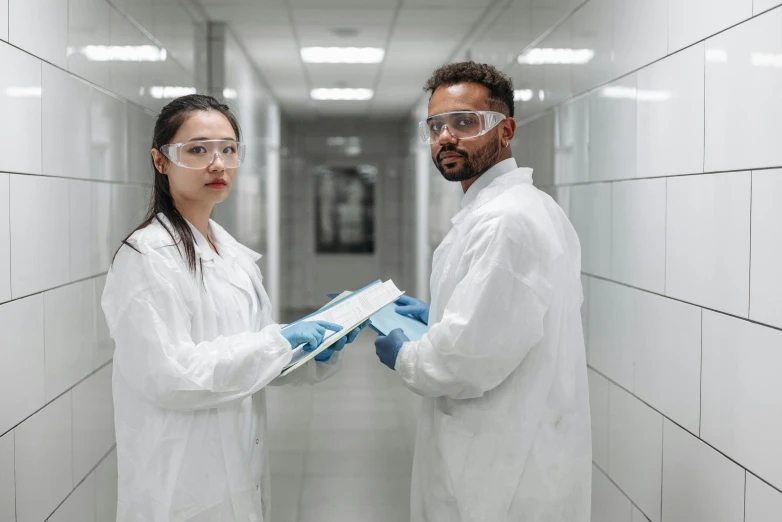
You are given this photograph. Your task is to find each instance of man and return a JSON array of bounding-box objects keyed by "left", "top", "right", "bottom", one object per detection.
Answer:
[{"left": 375, "top": 62, "right": 591, "bottom": 521}]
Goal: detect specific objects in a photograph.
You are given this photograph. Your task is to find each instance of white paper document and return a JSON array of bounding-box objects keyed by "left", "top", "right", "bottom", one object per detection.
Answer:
[{"left": 280, "top": 280, "right": 404, "bottom": 376}]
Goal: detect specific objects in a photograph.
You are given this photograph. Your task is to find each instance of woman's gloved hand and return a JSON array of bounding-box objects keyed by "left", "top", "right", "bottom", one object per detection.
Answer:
[
  {"left": 314, "top": 319, "right": 372, "bottom": 362},
  {"left": 281, "top": 321, "right": 342, "bottom": 353},
  {"left": 395, "top": 295, "right": 430, "bottom": 325}
]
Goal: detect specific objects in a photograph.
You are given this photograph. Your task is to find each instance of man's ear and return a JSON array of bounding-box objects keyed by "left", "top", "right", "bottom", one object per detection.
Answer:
[
  {"left": 502, "top": 118, "right": 516, "bottom": 145},
  {"left": 151, "top": 149, "right": 168, "bottom": 175}
]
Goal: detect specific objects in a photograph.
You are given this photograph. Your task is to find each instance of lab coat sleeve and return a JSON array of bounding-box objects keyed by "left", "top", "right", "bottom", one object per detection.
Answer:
[
  {"left": 395, "top": 215, "right": 555, "bottom": 400},
  {"left": 103, "top": 248, "right": 294, "bottom": 411}
]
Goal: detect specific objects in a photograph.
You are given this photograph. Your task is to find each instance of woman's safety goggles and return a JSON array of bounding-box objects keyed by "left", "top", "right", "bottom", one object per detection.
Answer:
[
  {"left": 159, "top": 139, "right": 246, "bottom": 169},
  {"left": 419, "top": 110, "right": 507, "bottom": 145}
]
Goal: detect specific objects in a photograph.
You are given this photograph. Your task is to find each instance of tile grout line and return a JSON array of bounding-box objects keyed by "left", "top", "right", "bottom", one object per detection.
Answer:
[
  {"left": 581, "top": 271, "right": 782, "bottom": 334},
  {"left": 698, "top": 309, "right": 703, "bottom": 437},
  {"left": 748, "top": 171, "right": 753, "bottom": 319},
  {"left": 0, "top": 359, "right": 113, "bottom": 440},
  {"left": 588, "top": 364, "right": 782, "bottom": 498},
  {"left": 744, "top": 470, "right": 748, "bottom": 521}
]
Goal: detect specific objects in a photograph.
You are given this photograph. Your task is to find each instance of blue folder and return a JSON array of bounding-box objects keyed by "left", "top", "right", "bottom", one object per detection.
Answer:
[{"left": 326, "top": 290, "right": 428, "bottom": 341}]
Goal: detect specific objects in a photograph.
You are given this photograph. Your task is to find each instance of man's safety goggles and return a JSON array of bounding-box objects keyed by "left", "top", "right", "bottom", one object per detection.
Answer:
[
  {"left": 159, "top": 139, "right": 246, "bottom": 169},
  {"left": 419, "top": 110, "right": 507, "bottom": 145}
]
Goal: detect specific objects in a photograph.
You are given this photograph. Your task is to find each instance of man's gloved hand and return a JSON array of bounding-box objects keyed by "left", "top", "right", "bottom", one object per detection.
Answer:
[
  {"left": 281, "top": 321, "right": 342, "bottom": 353},
  {"left": 374, "top": 328, "right": 410, "bottom": 370},
  {"left": 315, "top": 320, "right": 372, "bottom": 362},
  {"left": 395, "top": 295, "right": 430, "bottom": 325}
]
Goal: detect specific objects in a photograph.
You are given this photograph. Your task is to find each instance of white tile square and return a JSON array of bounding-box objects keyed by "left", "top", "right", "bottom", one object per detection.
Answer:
[
  {"left": 633, "top": 294, "right": 701, "bottom": 435},
  {"left": 0, "top": 174, "right": 9, "bottom": 303},
  {"left": 94, "top": 449, "right": 117, "bottom": 522},
  {"left": 612, "top": 0, "right": 668, "bottom": 77},
  {"left": 701, "top": 311, "right": 782, "bottom": 489},
  {"left": 661, "top": 420, "right": 745, "bottom": 522},
  {"left": 72, "top": 365, "right": 114, "bottom": 484},
  {"left": 49, "top": 473, "right": 96, "bottom": 522},
  {"left": 611, "top": 179, "right": 666, "bottom": 292},
  {"left": 592, "top": 465, "right": 632, "bottom": 522},
  {"left": 42, "top": 64, "right": 92, "bottom": 180},
  {"left": 754, "top": 0, "right": 782, "bottom": 15},
  {"left": 522, "top": 112, "right": 555, "bottom": 187},
  {"left": 669, "top": 0, "right": 752, "bottom": 52},
  {"left": 554, "top": 96, "right": 590, "bottom": 185},
  {"left": 746, "top": 473, "right": 782, "bottom": 522},
  {"left": 609, "top": 385, "right": 663, "bottom": 522},
  {"left": 128, "top": 107, "right": 154, "bottom": 185},
  {"left": 8, "top": 0, "right": 68, "bottom": 68},
  {"left": 588, "top": 279, "right": 635, "bottom": 391},
  {"left": 70, "top": 180, "right": 113, "bottom": 281},
  {"left": 666, "top": 172, "right": 751, "bottom": 316},
  {"left": 15, "top": 393, "right": 73, "bottom": 522},
  {"left": 44, "top": 280, "right": 96, "bottom": 401},
  {"left": 0, "top": 42, "right": 42, "bottom": 175},
  {"left": 0, "top": 0, "right": 7, "bottom": 41},
  {"left": 569, "top": 182, "right": 612, "bottom": 277},
  {"left": 110, "top": 185, "right": 148, "bottom": 253},
  {"left": 91, "top": 90, "right": 129, "bottom": 182},
  {"left": 0, "top": 431, "right": 14, "bottom": 522},
  {"left": 590, "top": 76, "right": 637, "bottom": 182},
  {"left": 94, "top": 276, "right": 114, "bottom": 368},
  {"left": 109, "top": 10, "right": 144, "bottom": 104},
  {"left": 0, "top": 295, "right": 45, "bottom": 435},
  {"left": 588, "top": 369, "right": 610, "bottom": 470},
  {"left": 68, "top": 0, "right": 111, "bottom": 88},
  {"left": 10, "top": 174, "right": 71, "bottom": 298},
  {"left": 637, "top": 44, "right": 705, "bottom": 179},
  {"left": 750, "top": 170, "right": 782, "bottom": 328},
  {"left": 705, "top": 8, "right": 782, "bottom": 171},
  {"left": 571, "top": 0, "right": 613, "bottom": 95}
]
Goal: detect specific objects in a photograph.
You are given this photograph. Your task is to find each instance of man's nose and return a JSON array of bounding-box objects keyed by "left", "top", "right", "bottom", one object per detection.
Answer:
[{"left": 438, "top": 126, "right": 458, "bottom": 145}]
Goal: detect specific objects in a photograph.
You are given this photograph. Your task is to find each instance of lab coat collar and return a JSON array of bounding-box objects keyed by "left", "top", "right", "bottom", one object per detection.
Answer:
[
  {"left": 154, "top": 213, "right": 262, "bottom": 264},
  {"left": 452, "top": 159, "right": 534, "bottom": 225},
  {"left": 460, "top": 157, "right": 520, "bottom": 210}
]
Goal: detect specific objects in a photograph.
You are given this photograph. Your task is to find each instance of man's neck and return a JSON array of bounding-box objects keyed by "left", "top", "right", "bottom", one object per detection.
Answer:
[{"left": 460, "top": 150, "right": 514, "bottom": 193}]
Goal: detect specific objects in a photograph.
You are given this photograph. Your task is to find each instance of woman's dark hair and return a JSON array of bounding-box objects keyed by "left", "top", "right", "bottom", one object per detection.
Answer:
[
  {"left": 113, "top": 94, "right": 241, "bottom": 276},
  {"left": 424, "top": 61, "right": 515, "bottom": 118}
]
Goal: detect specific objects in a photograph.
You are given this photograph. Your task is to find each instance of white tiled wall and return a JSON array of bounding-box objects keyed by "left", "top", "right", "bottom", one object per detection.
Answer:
[
  {"left": 0, "top": 0, "right": 206, "bottom": 520},
  {"left": 509, "top": 1, "right": 782, "bottom": 520}
]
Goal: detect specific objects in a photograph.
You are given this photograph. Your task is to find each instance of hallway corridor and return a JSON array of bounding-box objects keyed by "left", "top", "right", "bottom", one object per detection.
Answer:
[{"left": 266, "top": 332, "right": 418, "bottom": 522}]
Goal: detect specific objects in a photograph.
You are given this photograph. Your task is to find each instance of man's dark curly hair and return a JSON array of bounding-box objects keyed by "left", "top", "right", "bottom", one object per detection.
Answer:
[{"left": 424, "top": 61, "right": 515, "bottom": 118}]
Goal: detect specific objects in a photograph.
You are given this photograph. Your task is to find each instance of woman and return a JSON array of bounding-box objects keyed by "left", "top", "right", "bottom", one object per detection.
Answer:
[{"left": 102, "top": 94, "right": 366, "bottom": 522}]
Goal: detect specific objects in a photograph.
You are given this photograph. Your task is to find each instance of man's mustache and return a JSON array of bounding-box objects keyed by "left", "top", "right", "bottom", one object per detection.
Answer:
[{"left": 437, "top": 146, "right": 468, "bottom": 163}]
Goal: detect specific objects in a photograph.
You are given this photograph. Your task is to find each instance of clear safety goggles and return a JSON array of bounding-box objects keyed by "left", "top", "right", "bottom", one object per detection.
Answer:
[
  {"left": 159, "top": 139, "right": 246, "bottom": 169},
  {"left": 419, "top": 110, "right": 507, "bottom": 145}
]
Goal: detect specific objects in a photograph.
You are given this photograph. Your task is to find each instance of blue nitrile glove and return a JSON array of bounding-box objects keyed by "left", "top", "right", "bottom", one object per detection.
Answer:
[
  {"left": 313, "top": 320, "right": 372, "bottom": 362},
  {"left": 282, "top": 320, "right": 342, "bottom": 353},
  {"left": 374, "top": 328, "right": 410, "bottom": 370},
  {"left": 395, "top": 295, "right": 430, "bottom": 325}
]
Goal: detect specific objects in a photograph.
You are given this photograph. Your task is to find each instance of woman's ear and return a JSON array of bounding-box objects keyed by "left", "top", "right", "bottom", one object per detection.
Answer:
[{"left": 151, "top": 149, "right": 168, "bottom": 175}]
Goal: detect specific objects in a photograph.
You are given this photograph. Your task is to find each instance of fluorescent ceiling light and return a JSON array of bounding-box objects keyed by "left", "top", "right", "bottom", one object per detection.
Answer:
[
  {"left": 150, "top": 86, "right": 197, "bottom": 99},
  {"left": 311, "top": 88, "right": 374, "bottom": 101},
  {"left": 5, "top": 86, "right": 42, "bottom": 98},
  {"left": 223, "top": 88, "right": 238, "bottom": 99},
  {"left": 301, "top": 47, "right": 385, "bottom": 64},
  {"left": 518, "top": 48, "right": 595, "bottom": 65},
  {"left": 751, "top": 52, "right": 782, "bottom": 68},
  {"left": 327, "top": 136, "right": 360, "bottom": 147},
  {"left": 601, "top": 86, "right": 671, "bottom": 102},
  {"left": 71, "top": 45, "right": 167, "bottom": 62},
  {"left": 538, "top": 90, "right": 545, "bottom": 101},
  {"left": 514, "top": 89, "right": 533, "bottom": 102},
  {"left": 706, "top": 48, "right": 728, "bottom": 63}
]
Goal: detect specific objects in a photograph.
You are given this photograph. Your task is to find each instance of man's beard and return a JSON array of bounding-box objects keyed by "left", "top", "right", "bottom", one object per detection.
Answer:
[{"left": 434, "top": 135, "right": 503, "bottom": 183}]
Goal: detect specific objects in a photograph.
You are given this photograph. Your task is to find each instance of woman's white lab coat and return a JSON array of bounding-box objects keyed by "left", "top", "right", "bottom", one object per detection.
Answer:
[
  {"left": 395, "top": 159, "right": 592, "bottom": 521},
  {"left": 102, "top": 215, "right": 340, "bottom": 522}
]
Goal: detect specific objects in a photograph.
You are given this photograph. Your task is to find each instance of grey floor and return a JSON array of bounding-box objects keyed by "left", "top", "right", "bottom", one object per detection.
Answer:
[{"left": 265, "top": 330, "right": 420, "bottom": 522}]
